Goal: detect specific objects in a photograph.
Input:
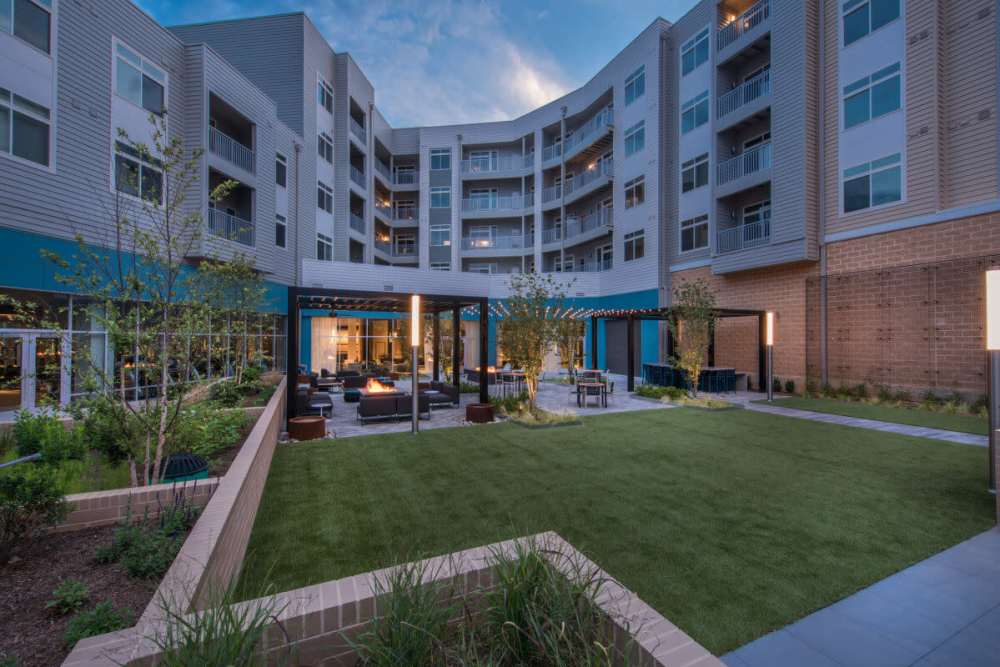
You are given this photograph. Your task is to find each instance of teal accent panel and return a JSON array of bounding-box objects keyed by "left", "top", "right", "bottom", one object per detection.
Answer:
[
  {"left": 487, "top": 317, "right": 497, "bottom": 366},
  {"left": 299, "top": 312, "right": 313, "bottom": 372},
  {"left": 641, "top": 320, "right": 660, "bottom": 365},
  {"left": 597, "top": 319, "right": 606, "bottom": 369}
]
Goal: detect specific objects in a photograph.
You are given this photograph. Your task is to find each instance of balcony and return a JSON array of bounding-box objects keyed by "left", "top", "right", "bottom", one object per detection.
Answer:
[
  {"left": 460, "top": 154, "right": 532, "bottom": 177},
  {"left": 716, "top": 218, "right": 770, "bottom": 254},
  {"left": 563, "top": 107, "right": 614, "bottom": 162},
  {"left": 718, "top": 0, "right": 771, "bottom": 60},
  {"left": 542, "top": 227, "right": 562, "bottom": 244},
  {"left": 394, "top": 170, "right": 417, "bottom": 187},
  {"left": 717, "top": 69, "right": 770, "bottom": 125},
  {"left": 542, "top": 183, "right": 562, "bottom": 205},
  {"left": 350, "top": 165, "right": 366, "bottom": 189},
  {"left": 542, "top": 142, "right": 562, "bottom": 163},
  {"left": 209, "top": 126, "right": 255, "bottom": 174},
  {"left": 563, "top": 159, "right": 613, "bottom": 206},
  {"left": 207, "top": 208, "right": 254, "bottom": 247},
  {"left": 461, "top": 233, "right": 533, "bottom": 251},
  {"left": 717, "top": 142, "right": 771, "bottom": 194},
  {"left": 375, "top": 159, "right": 392, "bottom": 184},
  {"left": 350, "top": 117, "right": 367, "bottom": 144},
  {"left": 373, "top": 202, "right": 391, "bottom": 222},
  {"left": 350, "top": 213, "right": 366, "bottom": 234},
  {"left": 460, "top": 193, "right": 532, "bottom": 216},
  {"left": 375, "top": 239, "right": 417, "bottom": 260},
  {"left": 565, "top": 208, "right": 612, "bottom": 241},
  {"left": 578, "top": 258, "right": 613, "bottom": 273},
  {"left": 394, "top": 204, "right": 417, "bottom": 223}
]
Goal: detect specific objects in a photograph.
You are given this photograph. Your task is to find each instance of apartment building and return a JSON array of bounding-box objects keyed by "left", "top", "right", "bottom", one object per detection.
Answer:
[{"left": 0, "top": 0, "right": 997, "bottom": 408}]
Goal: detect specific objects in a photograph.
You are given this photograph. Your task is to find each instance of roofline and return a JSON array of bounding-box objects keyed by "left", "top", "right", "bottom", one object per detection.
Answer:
[{"left": 167, "top": 11, "right": 307, "bottom": 31}]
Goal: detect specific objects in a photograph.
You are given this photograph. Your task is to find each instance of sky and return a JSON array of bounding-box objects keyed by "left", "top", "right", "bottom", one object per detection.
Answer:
[{"left": 137, "top": 0, "right": 697, "bottom": 128}]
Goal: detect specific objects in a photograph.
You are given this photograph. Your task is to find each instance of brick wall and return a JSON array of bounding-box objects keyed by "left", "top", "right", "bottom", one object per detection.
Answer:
[{"left": 54, "top": 479, "right": 219, "bottom": 533}]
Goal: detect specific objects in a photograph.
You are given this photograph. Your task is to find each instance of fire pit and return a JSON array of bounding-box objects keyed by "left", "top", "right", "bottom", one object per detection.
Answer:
[{"left": 359, "top": 378, "right": 405, "bottom": 398}]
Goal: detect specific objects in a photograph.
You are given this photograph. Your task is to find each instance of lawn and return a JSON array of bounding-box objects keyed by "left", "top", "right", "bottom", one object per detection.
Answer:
[
  {"left": 239, "top": 409, "right": 995, "bottom": 654},
  {"left": 766, "top": 396, "right": 989, "bottom": 435}
]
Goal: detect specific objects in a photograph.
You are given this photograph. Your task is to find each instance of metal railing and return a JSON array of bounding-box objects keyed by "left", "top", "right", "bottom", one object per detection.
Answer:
[
  {"left": 394, "top": 170, "right": 417, "bottom": 185},
  {"left": 717, "top": 142, "right": 771, "bottom": 186},
  {"left": 718, "top": 0, "right": 770, "bottom": 52},
  {"left": 542, "top": 142, "right": 562, "bottom": 162},
  {"left": 461, "top": 233, "right": 533, "bottom": 250},
  {"left": 542, "top": 227, "right": 562, "bottom": 244},
  {"left": 394, "top": 205, "right": 416, "bottom": 221},
  {"left": 207, "top": 208, "right": 254, "bottom": 246},
  {"left": 350, "top": 213, "right": 366, "bottom": 234},
  {"left": 460, "top": 154, "right": 529, "bottom": 174},
  {"left": 460, "top": 193, "right": 532, "bottom": 212},
  {"left": 375, "top": 160, "right": 392, "bottom": 182},
  {"left": 375, "top": 240, "right": 416, "bottom": 257},
  {"left": 579, "top": 257, "right": 613, "bottom": 273},
  {"left": 523, "top": 151, "right": 535, "bottom": 168},
  {"left": 564, "top": 159, "right": 613, "bottom": 198},
  {"left": 209, "top": 126, "right": 255, "bottom": 173},
  {"left": 350, "top": 117, "right": 367, "bottom": 143},
  {"left": 542, "top": 183, "right": 562, "bottom": 203},
  {"left": 563, "top": 107, "right": 614, "bottom": 157},
  {"left": 716, "top": 218, "right": 771, "bottom": 254},
  {"left": 564, "top": 208, "right": 613, "bottom": 240},
  {"left": 717, "top": 69, "right": 771, "bottom": 119},
  {"left": 373, "top": 203, "right": 391, "bottom": 220},
  {"left": 350, "top": 165, "right": 366, "bottom": 188}
]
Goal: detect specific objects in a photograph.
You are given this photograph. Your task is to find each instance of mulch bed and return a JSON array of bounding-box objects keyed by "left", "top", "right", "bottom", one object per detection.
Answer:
[{"left": 0, "top": 526, "right": 155, "bottom": 667}]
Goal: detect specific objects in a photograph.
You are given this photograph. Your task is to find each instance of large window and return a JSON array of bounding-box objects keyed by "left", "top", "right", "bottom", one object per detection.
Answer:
[
  {"left": 430, "top": 148, "right": 451, "bottom": 170},
  {"left": 843, "top": 0, "right": 900, "bottom": 46},
  {"left": 115, "top": 41, "right": 166, "bottom": 115},
  {"left": 316, "top": 232, "right": 333, "bottom": 261},
  {"left": 681, "top": 27, "right": 709, "bottom": 76},
  {"left": 114, "top": 141, "right": 162, "bottom": 204},
  {"left": 275, "top": 153, "right": 286, "bottom": 187},
  {"left": 624, "top": 120, "right": 645, "bottom": 157},
  {"left": 681, "top": 153, "right": 709, "bottom": 192},
  {"left": 317, "top": 78, "right": 333, "bottom": 114},
  {"left": 624, "top": 230, "right": 645, "bottom": 261},
  {"left": 2, "top": 0, "right": 51, "bottom": 53},
  {"left": 430, "top": 223, "right": 451, "bottom": 247},
  {"left": 318, "top": 132, "right": 333, "bottom": 163},
  {"left": 843, "top": 153, "right": 902, "bottom": 213},
  {"left": 680, "top": 214, "right": 709, "bottom": 252},
  {"left": 625, "top": 66, "right": 645, "bottom": 106},
  {"left": 624, "top": 175, "right": 645, "bottom": 209},
  {"left": 0, "top": 86, "right": 49, "bottom": 167},
  {"left": 317, "top": 181, "right": 333, "bottom": 214},
  {"left": 275, "top": 214, "right": 286, "bottom": 248},
  {"left": 430, "top": 186, "right": 450, "bottom": 208},
  {"left": 843, "top": 63, "right": 901, "bottom": 129},
  {"left": 681, "top": 92, "right": 709, "bottom": 134}
]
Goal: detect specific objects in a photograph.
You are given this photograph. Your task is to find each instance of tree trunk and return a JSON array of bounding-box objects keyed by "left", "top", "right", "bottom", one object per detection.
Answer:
[
  {"left": 151, "top": 333, "right": 170, "bottom": 485},
  {"left": 128, "top": 457, "right": 138, "bottom": 488}
]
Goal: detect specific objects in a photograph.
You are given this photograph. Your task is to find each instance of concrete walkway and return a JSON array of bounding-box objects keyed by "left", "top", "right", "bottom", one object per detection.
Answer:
[
  {"left": 723, "top": 528, "right": 1000, "bottom": 667},
  {"left": 711, "top": 392, "right": 987, "bottom": 447}
]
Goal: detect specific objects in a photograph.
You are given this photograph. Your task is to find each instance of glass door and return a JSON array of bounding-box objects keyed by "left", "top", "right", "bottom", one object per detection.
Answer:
[
  {"left": 0, "top": 336, "right": 23, "bottom": 412},
  {"left": 34, "top": 336, "right": 62, "bottom": 407},
  {"left": 0, "top": 332, "right": 67, "bottom": 412}
]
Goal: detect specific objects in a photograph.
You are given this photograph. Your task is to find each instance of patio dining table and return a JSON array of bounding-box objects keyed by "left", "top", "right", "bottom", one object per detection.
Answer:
[{"left": 576, "top": 381, "right": 607, "bottom": 408}]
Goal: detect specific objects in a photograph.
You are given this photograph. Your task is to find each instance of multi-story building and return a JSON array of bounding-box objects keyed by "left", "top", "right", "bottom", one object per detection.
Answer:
[{"left": 0, "top": 0, "right": 997, "bottom": 412}]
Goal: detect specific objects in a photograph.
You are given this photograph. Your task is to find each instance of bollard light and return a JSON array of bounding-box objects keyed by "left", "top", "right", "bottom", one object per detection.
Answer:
[
  {"left": 411, "top": 295, "right": 421, "bottom": 434},
  {"left": 765, "top": 311, "right": 774, "bottom": 402},
  {"left": 986, "top": 272, "right": 999, "bottom": 494}
]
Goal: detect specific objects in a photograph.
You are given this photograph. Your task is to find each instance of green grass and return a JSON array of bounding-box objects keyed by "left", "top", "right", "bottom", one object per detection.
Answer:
[
  {"left": 0, "top": 449, "right": 132, "bottom": 494},
  {"left": 239, "top": 409, "right": 995, "bottom": 654},
  {"left": 767, "top": 397, "right": 989, "bottom": 435}
]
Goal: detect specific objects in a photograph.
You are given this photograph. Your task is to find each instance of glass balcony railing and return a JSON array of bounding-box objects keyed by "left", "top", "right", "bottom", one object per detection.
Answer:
[
  {"left": 394, "top": 170, "right": 417, "bottom": 185},
  {"left": 460, "top": 193, "right": 533, "bottom": 212},
  {"left": 350, "top": 213, "right": 366, "bottom": 234},
  {"left": 350, "top": 117, "right": 367, "bottom": 143},
  {"left": 460, "top": 154, "right": 532, "bottom": 175},
  {"left": 564, "top": 159, "right": 613, "bottom": 198},
  {"left": 375, "top": 160, "right": 391, "bottom": 182},
  {"left": 350, "top": 165, "right": 366, "bottom": 188},
  {"left": 461, "top": 234, "right": 533, "bottom": 251}
]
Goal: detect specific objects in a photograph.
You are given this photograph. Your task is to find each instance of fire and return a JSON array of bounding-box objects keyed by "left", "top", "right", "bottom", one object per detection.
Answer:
[{"left": 365, "top": 378, "right": 395, "bottom": 393}]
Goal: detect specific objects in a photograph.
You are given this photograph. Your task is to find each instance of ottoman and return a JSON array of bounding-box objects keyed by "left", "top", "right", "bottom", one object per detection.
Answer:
[{"left": 344, "top": 388, "right": 361, "bottom": 403}]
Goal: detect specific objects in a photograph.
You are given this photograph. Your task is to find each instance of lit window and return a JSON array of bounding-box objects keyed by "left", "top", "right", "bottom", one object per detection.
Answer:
[
  {"left": 2, "top": 0, "right": 51, "bottom": 53},
  {"left": 681, "top": 153, "right": 709, "bottom": 192},
  {"left": 318, "top": 132, "right": 333, "bottom": 163},
  {"left": 430, "top": 186, "right": 450, "bottom": 208},
  {"left": 114, "top": 140, "right": 162, "bottom": 204},
  {"left": 625, "top": 66, "right": 645, "bottom": 105},
  {"left": 115, "top": 41, "right": 166, "bottom": 115},
  {"left": 681, "top": 92, "right": 709, "bottom": 133},
  {"left": 680, "top": 214, "right": 709, "bottom": 252},
  {"left": 430, "top": 224, "right": 451, "bottom": 246},
  {"left": 624, "top": 120, "right": 645, "bottom": 156},
  {"left": 843, "top": 63, "right": 901, "bottom": 129},
  {"left": 843, "top": 153, "right": 902, "bottom": 213},
  {"left": 317, "top": 181, "right": 333, "bottom": 214},
  {"left": 624, "top": 230, "right": 645, "bottom": 261},
  {"left": 0, "top": 86, "right": 50, "bottom": 167},
  {"left": 275, "top": 214, "right": 286, "bottom": 248},
  {"left": 624, "top": 175, "right": 645, "bottom": 208},
  {"left": 317, "top": 78, "right": 333, "bottom": 114},
  {"left": 681, "top": 27, "right": 709, "bottom": 76},
  {"left": 844, "top": 0, "right": 900, "bottom": 46},
  {"left": 316, "top": 232, "right": 333, "bottom": 260},
  {"left": 430, "top": 148, "right": 451, "bottom": 170}
]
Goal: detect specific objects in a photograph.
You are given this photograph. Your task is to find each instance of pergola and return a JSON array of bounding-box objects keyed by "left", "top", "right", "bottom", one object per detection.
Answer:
[
  {"left": 579, "top": 306, "right": 770, "bottom": 392},
  {"left": 286, "top": 286, "right": 491, "bottom": 417}
]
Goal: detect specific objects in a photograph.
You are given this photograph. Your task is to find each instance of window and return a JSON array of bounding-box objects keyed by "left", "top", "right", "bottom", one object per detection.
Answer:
[
  {"left": 843, "top": 63, "right": 901, "bottom": 129},
  {"left": 843, "top": 153, "right": 902, "bottom": 213},
  {"left": 468, "top": 263, "right": 497, "bottom": 274},
  {"left": 275, "top": 154, "right": 287, "bottom": 187},
  {"left": 114, "top": 140, "right": 162, "bottom": 203},
  {"left": 316, "top": 233, "right": 333, "bottom": 261},
  {"left": 0, "top": 87, "right": 49, "bottom": 167},
  {"left": 275, "top": 214, "right": 286, "bottom": 248},
  {"left": 743, "top": 200, "right": 771, "bottom": 227},
  {"left": 681, "top": 153, "right": 709, "bottom": 192},
  {"left": 115, "top": 41, "right": 166, "bottom": 115},
  {"left": 680, "top": 214, "right": 709, "bottom": 252},
  {"left": 317, "top": 181, "right": 333, "bottom": 214},
  {"left": 2, "top": 0, "right": 51, "bottom": 53},
  {"left": 843, "top": 0, "right": 900, "bottom": 46},
  {"left": 624, "top": 120, "right": 645, "bottom": 157},
  {"left": 624, "top": 175, "right": 645, "bottom": 209},
  {"left": 625, "top": 66, "right": 645, "bottom": 106},
  {"left": 318, "top": 132, "right": 333, "bottom": 163},
  {"left": 430, "top": 262, "right": 450, "bottom": 271},
  {"left": 624, "top": 230, "right": 645, "bottom": 261},
  {"left": 681, "top": 92, "right": 709, "bottom": 133},
  {"left": 430, "top": 148, "right": 451, "bottom": 170},
  {"left": 430, "top": 224, "right": 451, "bottom": 247},
  {"left": 317, "top": 78, "right": 333, "bottom": 114},
  {"left": 395, "top": 199, "right": 416, "bottom": 220},
  {"left": 430, "top": 186, "right": 450, "bottom": 208},
  {"left": 681, "top": 28, "right": 709, "bottom": 76}
]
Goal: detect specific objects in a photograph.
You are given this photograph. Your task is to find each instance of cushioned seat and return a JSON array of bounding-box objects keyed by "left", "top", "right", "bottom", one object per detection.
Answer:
[{"left": 343, "top": 388, "right": 361, "bottom": 403}]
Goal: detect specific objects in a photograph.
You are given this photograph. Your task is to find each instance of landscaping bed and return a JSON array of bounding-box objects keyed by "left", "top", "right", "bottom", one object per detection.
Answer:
[{"left": 767, "top": 396, "right": 989, "bottom": 435}]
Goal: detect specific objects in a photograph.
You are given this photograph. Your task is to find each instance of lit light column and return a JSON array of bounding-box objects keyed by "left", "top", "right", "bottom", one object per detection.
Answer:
[
  {"left": 411, "top": 295, "right": 421, "bottom": 435},
  {"left": 766, "top": 311, "right": 774, "bottom": 402},
  {"left": 986, "top": 271, "right": 999, "bottom": 493}
]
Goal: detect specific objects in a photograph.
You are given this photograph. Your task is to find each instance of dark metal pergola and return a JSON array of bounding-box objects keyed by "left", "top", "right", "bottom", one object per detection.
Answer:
[
  {"left": 287, "top": 286, "right": 491, "bottom": 416},
  {"left": 581, "top": 306, "right": 769, "bottom": 392}
]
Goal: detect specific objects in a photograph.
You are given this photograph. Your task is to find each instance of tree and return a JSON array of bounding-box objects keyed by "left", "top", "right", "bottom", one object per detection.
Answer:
[
  {"left": 669, "top": 279, "right": 717, "bottom": 397},
  {"left": 496, "top": 273, "right": 569, "bottom": 406},
  {"left": 46, "top": 113, "right": 234, "bottom": 485},
  {"left": 555, "top": 319, "right": 584, "bottom": 374}
]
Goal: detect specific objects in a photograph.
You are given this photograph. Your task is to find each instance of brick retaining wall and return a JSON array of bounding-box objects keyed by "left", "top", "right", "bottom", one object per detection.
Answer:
[{"left": 53, "top": 479, "right": 219, "bottom": 533}]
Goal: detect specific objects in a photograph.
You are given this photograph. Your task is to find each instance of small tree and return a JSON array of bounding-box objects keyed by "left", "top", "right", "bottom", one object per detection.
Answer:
[
  {"left": 555, "top": 319, "right": 584, "bottom": 374},
  {"left": 496, "top": 273, "right": 569, "bottom": 406},
  {"left": 0, "top": 466, "right": 68, "bottom": 565},
  {"left": 669, "top": 279, "right": 717, "bottom": 397}
]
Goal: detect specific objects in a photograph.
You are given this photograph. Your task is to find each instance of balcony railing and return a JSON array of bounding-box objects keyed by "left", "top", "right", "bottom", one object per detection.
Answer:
[
  {"left": 718, "top": 0, "right": 770, "bottom": 52},
  {"left": 374, "top": 203, "right": 391, "bottom": 220},
  {"left": 523, "top": 151, "right": 535, "bottom": 168},
  {"left": 564, "top": 159, "right": 613, "bottom": 197},
  {"left": 460, "top": 193, "right": 532, "bottom": 212},
  {"left": 542, "top": 227, "right": 562, "bottom": 244},
  {"left": 207, "top": 208, "right": 254, "bottom": 246},
  {"left": 461, "top": 233, "right": 533, "bottom": 251},
  {"left": 375, "top": 240, "right": 416, "bottom": 257},
  {"left": 563, "top": 107, "right": 614, "bottom": 157},
  {"left": 375, "top": 159, "right": 392, "bottom": 182},
  {"left": 350, "top": 165, "right": 366, "bottom": 188},
  {"left": 350, "top": 117, "right": 367, "bottom": 143},
  {"left": 394, "top": 170, "right": 417, "bottom": 185},
  {"left": 460, "top": 154, "right": 528, "bottom": 175},
  {"left": 717, "top": 142, "right": 771, "bottom": 186},
  {"left": 350, "top": 213, "right": 366, "bottom": 234},
  {"left": 716, "top": 218, "right": 771, "bottom": 254},
  {"left": 542, "top": 142, "right": 562, "bottom": 162},
  {"left": 542, "top": 183, "right": 562, "bottom": 203},
  {"left": 579, "top": 257, "right": 613, "bottom": 273},
  {"left": 717, "top": 69, "right": 770, "bottom": 119},
  {"left": 565, "top": 208, "right": 613, "bottom": 239},
  {"left": 209, "top": 126, "right": 255, "bottom": 174},
  {"left": 394, "top": 205, "right": 416, "bottom": 221}
]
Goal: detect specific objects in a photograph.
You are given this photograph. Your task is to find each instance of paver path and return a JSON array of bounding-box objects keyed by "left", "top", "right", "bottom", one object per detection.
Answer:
[{"left": 723, "top": 528, "right": 1000, "bottom": 667}]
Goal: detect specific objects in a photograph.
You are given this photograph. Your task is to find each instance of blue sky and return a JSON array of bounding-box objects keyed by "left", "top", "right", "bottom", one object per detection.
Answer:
[{"left": 137, "top": 0, "right": 697, "bottom": 127}]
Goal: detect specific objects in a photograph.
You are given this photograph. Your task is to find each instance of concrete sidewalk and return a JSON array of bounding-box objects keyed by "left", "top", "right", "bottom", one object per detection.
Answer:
[{"left": 723, "top": 528, "right": 1000, "bottom": 666}]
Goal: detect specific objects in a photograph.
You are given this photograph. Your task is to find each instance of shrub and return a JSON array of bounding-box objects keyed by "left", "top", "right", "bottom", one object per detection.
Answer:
[
  {"left": 121, "top": 530, "right": 179, "bottom": 579},
  {"left": 0, "top": 429, "right": 13, "bottom": 458},
  {"left": 852, "top": 384, "right": 869, "bottom": 400},
  {"left": 70, "top": 395, "right": 142, "bottom": 465},
  {"left": 784, "top": 379, "right": 795, "bottom": 394},
  {"left": 208, "top": 381, "right": 242, "bottom": 408},
  {"left": 240, "top": 365, "right": 263, "bottom": 386},
  {"left": 772, "top": 376, "right": 783, "bottom": 393},
  {"left": 63, "top": 601, "right": 133, "bottom": 649},
  {"left": 820, "top": 383, "right": 836, "bottom": 398},
  {"left": 490, "top": 391, "right": 529, "bottom": 416},
  {"left": 11, "top": 410, "right": 82, "bottom": 463},
  {"left": 46, "top": 579, "right": 90, "bottom": 616},
  {"left": 875, "top": 384, "right": 893, "bottom": 403},
  {"left": 970, "top": 394, "right": 989, "bottom": 414},
  {"left": 459, "top": 382, "right": 480, "bottom": 394},
  {"left": 0, "top": 466, "right": 68, "bottom": 565},
  {"left": 893, "top": 389, "right": 913, "bottom": 404},
  {"left": 169, "top": 404, "right": 247, "bottom": 459},
  {"left": 96, "top": 494, "right": 199, "bottom": 579}
]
